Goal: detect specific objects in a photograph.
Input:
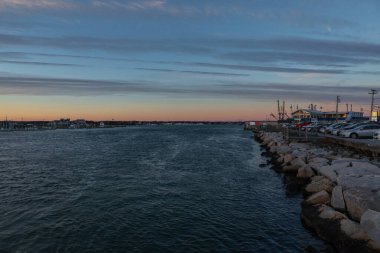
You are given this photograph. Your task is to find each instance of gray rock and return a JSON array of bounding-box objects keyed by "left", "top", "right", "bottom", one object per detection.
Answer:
[
  {"left": 337, "top": 174, "right": 380, "bottom": 191},
  {"left": 305, "top": 178, "right": 333, "bottom": 194},
  {"left": 269, "top": 145, "right": 278, "bottom": 153},
  {"left": 331, "top": 186, "right": 346, "bottom": 211},
  {"left": 306, "top": 190, "right": 330, "bottom": 205},
  {"left": 297, "top": 165, "right": 315, "bottom": 179},
  {"left": 340, "top": 219, "right": 368, "bottom": 240},
  {"left": 291, "top": 157, "right": 306, "bottom": 168},
  {"left": 316, "top": 165, "right": 338, "bottom": 182},
  {"left": 291, "top": 150, "right": 308, "bottom": 159},
  {"left": 318, "top": 205, "right": 346, "bottom": 220},
  {"left": 361, "top": 209, "right": 380, "bottom": 246},
  {"left": 283, "top": 154, "right": 294, "bottom": 164},
  {"left": 308, "top": 157, "right": 329, "bottom": 165},
  {"left": 331, "top": 159, "right": 353, "bottom": 167},
  {"left": 343, "top": 188, "right": 380, "bottom": 221},
  {"left": 336, "top": 162, "right": 380, "bottom": 177},
  {"left": 277, "top": 145, "right": 291, "bottom": 155}
]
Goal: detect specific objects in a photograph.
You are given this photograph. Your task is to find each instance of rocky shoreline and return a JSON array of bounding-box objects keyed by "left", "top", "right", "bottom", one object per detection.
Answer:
[{"left": 255, "top": 131, "right": 380, "bottom": 253}]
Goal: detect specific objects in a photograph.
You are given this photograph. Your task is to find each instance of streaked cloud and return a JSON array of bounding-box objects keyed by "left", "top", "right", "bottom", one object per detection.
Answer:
[
  {"left": 0, "top": 0, "right": 75, "bottom": 10},
  {"left": 0, "top": 60, "right": 82, "bottom": 67},
  {"left": 136, "top": 68, "right": 249, "bottom": 77},
  {"left": 0, "top": 75, "right": 374, "bottom": 104}
]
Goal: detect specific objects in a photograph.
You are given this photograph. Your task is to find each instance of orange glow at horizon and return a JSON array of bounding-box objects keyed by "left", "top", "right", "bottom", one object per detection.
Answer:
[{"left": 0, "top": 95, "right": 273, "bottom": 121}]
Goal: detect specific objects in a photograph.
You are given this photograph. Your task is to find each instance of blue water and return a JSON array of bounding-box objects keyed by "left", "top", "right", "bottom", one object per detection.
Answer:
[{"left": 0, "top": 125, "right": 323, "bottom": 252}]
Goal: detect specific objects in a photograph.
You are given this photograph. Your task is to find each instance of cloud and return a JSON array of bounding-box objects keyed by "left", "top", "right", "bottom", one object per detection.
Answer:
[
  {"left": 91, "top": 0, "right": 166, "bottom": 11},
  {"left": 0, "top": 0, "right": 75, "bottom": 10},
  {"left": 135, "top": 67, "right": 249, "bottom": 77},
  {"left": 0, "top": 60, "right": 82, "bottom": 67},
  {"left": 185, "top": 62, "right": 346, "bottom": 74},
  {"left": 0, "top": 75, "right": 373, "bottom": 105},
  {"left": 218, "top": 51, "right": 380, "bottom": 66},
  {"left": 0, "top": 33, "right": 213, "bottom": 55}
]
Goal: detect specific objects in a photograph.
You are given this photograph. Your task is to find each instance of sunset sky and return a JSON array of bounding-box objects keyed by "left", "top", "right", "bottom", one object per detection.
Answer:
[{"left": 0, "top": 0, "right": 380, "bottom": 121}]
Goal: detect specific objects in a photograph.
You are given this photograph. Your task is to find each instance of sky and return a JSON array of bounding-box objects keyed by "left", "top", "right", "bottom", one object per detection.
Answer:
[{"left": 0, "top": 0, "right": 380, "bottom": 121}]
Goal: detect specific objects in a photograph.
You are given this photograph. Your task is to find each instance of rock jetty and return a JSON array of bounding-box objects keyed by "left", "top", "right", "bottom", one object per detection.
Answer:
[{"left": 256, "top": 131, "right": 380, "bottom": 253}]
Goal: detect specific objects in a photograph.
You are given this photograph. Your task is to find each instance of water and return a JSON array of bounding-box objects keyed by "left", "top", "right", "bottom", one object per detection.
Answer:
[{"left": 0, "top": 125, "right": 323, "bottom": 252}]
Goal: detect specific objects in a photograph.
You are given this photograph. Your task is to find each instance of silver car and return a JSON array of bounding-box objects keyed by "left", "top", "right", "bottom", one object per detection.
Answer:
[{"left": 341, "top": 124, "right": 380, "bottom": 138}]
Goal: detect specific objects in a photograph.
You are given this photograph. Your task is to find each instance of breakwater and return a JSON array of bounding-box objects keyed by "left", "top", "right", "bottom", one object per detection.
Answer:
[{"left": 255, "top": 131, "right": 380, "bottom": 253}]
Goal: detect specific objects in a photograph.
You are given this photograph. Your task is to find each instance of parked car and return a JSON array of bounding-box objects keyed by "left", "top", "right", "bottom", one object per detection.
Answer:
[
  {"left": 336, "top": 122, "right": 372, "bottom": 136},
  {"left": 374, "top": 130, "right": 380, "bottom": 140},
  {"left": 323, "top": 123, "right": 346, "bottom": 134},
  {"left": 302, "top": 122, "right": 322, "bottom": 132},
  {"left": 295, "top": 122, "right": 312, "bottom": 128},
  {"left": 319, "top": 123, "right": 333, "bottom": 133},
  {"left": 341, "top": 124, "right": 380, "bottom": 139}
]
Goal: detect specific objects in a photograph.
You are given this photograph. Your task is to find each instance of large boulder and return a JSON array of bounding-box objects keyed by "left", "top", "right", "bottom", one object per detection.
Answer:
[
  {"left": 283, "top": 153, "right": 294, "bottom": 164},
  {"left": 335, "top": 162, "right": 380, "bottom": 177},
  {"left": 343, "top": 188, "right": 380, "bottom": 221},
  {"left": 331, "top": 186, "right": 346, "bottom": 211},
  {"left": 308, "top": 157, "right": 329, "bottom": 166},
  {"left": 361, "top": 209, "right": 380, "bottom": 248},
  {"left": 318, "top": 205, "right": 346, "bottom": 220},
  {"left": 340, "top": 219, "right": 368, "bottom": 241},
  {"left": 297, "top": 165, "right": 315, "bottom": 179},
  {"left": 316, "top": 165, "right": 338, "bottom": 182},
  {"left": 306, "top": 190, "right": 330, "bottom": 205},
  {"left": 338, "top": 174, "right": 380, "bottom": 191},
  {"left": 331, "top": 159, "right": 353, "bottom": 167},
  {"left": 283, "top": 157, "right": 307, "bottom": 173},
  {"left": 277, "top": 145, "right": 291, "bottom": 155},
  {"left": 305, "top": 177, "right": 333, "bottom": 194}
]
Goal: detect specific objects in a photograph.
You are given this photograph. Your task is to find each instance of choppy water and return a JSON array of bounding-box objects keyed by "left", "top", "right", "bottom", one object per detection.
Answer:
[{"left": 0, "top": 125, "right": 323, "bottom": 252}]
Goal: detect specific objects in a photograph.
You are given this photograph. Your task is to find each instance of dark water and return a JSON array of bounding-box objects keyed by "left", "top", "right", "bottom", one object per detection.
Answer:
[{"left": 0, "top": 125, "right": 323, "bottom": 252}]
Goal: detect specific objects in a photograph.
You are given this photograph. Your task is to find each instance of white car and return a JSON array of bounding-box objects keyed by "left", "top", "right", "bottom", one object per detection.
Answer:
[{"left": 341, "top": 124, "right": 380, "bottom": 139}]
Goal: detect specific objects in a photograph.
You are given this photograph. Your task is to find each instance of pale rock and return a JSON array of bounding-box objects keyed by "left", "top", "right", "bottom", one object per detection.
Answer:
[
  {"left": 277, "top": 145, "right": 291, "bottom": 155},
  {"left": 343, "top": 188, "right": 380, "bottom": 221},
  {"left": 336, "top": 162, "right": 380, "bottom": 177},
  {"left": 340, "top": 219, "right": 368, "bottom": 240},
  {"left": 305, "top": 178, "right": 333, "bottom": 194},
  {"left": 270, "top": 145, "right": 278, "bottom": 153},
  {"left": 297, "top": 165, "right": 315, "bottom": 179},
  {"left": 315, "top": 165, "right": 338, "bottom": 182},
  {"left": 291, "top": 157, "right": 306, "bottom": 168},
  {"left": 331, "top": 186, "right": 346, "bottom": 211},
  {"left": 291, "top": 150, "right": 308, "bottom": 159},
  {"left": 308, "top": 162, "right": 326, "bottom": 170},
  {"left": 283, "top": 154, "right": 295, "bottom": 164},
  {"left": 331, "top": 159, "right": 353, "bottom": 167},
  {"left": 318, "top": 205, "right": 346, "bottom": 220},
  {"left": 361, "top": 209, "right": 380, "bottom": 246},
  {"left": 305, "top": 190, "right": 330, "bottom": 205},
  {"left": 308, "top": 157, "right": 329, "bottom": 165},
  {"left": 338, "top": 174, "right": 380, "bottom": 191}
]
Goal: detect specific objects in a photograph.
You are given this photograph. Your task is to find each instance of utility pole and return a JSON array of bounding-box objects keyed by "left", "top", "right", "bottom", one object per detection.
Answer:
[
  {"left": 336, "top": 96, "right": 341, "bottom": 122},
  {"left": 277, "top": 100, "right": 281, "bottom": 121},
  {"left": 290, "top": 104, "right": 293, "bottom": 114},
  {"left": 369, "top": 89, "right": 378, "bottom": 119},
  {"left": 282, "top": 101, "right": 285, "bottom": 120}
]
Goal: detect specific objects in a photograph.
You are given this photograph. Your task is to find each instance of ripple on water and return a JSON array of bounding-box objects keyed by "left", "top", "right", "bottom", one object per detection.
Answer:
[{"left": 0, "top": 126, "right": 324, "bottom": 252}]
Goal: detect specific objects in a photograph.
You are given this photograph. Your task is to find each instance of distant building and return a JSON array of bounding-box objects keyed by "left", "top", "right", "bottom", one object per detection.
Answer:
[
  {"left": 74, "top": 119, "right": 87, "bottom": 128},
  {"left": 291, "top": 109, "right": 364, "bottom": 122}
]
